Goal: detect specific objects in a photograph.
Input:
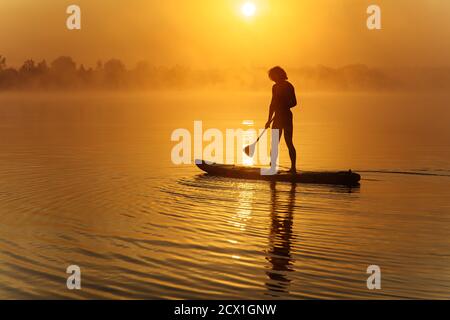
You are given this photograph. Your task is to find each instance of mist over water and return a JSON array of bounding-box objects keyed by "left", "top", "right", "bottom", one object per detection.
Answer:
[
  {"left": 0, "top": 92, "right": 449, "bottom": 299},
  {"left": 2, "top": 55, "right": 450, "bottom": 92}
]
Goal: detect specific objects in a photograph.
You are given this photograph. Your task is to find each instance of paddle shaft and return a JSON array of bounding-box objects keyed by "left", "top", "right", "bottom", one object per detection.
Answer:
[
  {"left": 244, "top": 118, "right": 275, "bottom": 157},
  {"left": 255, "top": 118, "right": 274, "bottom": 143}
]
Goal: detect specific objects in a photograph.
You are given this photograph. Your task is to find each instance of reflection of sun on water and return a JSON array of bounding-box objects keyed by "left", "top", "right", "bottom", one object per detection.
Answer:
[
  {"left": 229, "top": 186, "right": 254, "bottom": 232},
  {"left": 227, "top": 183, "right": 255, "bottom": 260}
]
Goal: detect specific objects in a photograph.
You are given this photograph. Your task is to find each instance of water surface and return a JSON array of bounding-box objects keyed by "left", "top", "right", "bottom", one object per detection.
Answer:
[{"left": 0, "top": 92, "right": 449, "bottom": 299}]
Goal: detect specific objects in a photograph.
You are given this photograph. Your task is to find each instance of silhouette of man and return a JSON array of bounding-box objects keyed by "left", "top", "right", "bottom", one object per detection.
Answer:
[{"left": 265, "top": 67, "right": 298, "bottom": 173}]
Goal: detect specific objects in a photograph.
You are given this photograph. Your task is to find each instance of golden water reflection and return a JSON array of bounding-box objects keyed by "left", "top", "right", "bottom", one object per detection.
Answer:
[
  {"left": 265, "top": 182, "right": 296, "bottom": 297},
  {"left": 230, "top": 185, "right": 255, "bottom": 231}
]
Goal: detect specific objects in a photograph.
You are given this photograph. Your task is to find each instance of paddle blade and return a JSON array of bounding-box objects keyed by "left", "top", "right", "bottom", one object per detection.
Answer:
[{"left": 244, "top": 143, "right": 256, "bottom": 157}]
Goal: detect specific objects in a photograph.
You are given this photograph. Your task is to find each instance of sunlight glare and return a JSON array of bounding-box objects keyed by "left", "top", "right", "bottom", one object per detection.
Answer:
[
  {"left": 243, "top": 156, "right": 254, "bottom": 166},
  {"left": 241, "top": 2, "right": 256, "bottom": 17}
]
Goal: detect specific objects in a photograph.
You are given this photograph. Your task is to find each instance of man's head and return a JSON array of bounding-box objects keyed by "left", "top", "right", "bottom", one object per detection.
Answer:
[{"left": 268, "top": 66, "right": 288, "bottom": 83}]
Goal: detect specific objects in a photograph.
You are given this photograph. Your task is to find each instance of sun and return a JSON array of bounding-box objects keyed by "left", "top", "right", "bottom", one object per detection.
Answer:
[{"left": 241, "top": 2, "right": 256, "bottom": 17}]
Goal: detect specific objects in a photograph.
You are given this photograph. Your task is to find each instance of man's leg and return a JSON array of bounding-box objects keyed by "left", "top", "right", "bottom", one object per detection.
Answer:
[
  {"left": 262, "top": 128, "right": 282, "bottom": 176},
  {"left": 284, "top": 129, "right": 297, "bottom": 172},
  {"left": 272, "top": 128, "right": 283, "bottom": 168}
]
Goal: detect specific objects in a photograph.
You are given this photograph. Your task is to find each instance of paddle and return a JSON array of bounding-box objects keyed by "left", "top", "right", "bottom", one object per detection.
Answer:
[{"left": 244, "top": 118, "right": 274, "bottom": 157}]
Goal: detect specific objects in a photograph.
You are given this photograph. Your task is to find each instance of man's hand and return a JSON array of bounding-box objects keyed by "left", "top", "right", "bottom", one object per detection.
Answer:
[{"left": 265, "top": 121, "right": 271, "bottom": 129}]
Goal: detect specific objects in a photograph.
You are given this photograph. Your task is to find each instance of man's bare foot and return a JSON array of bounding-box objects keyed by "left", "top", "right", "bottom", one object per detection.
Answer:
[{"left": 289, "top": 168, "right": 297, "bottom": 174}]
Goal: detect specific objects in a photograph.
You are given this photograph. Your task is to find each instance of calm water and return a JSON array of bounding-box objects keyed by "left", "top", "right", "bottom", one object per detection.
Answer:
[{"left": 0, "top": 92, "right": 449, "bottom": 299}]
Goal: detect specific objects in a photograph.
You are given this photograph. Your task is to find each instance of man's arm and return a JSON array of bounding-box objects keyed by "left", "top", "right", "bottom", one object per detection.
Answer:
[
  {"left": 290, "top": 84, "right": 297, "bottom": 108},
  {"left": 266, "top": 86, "right": 276, "bottom": 128}
]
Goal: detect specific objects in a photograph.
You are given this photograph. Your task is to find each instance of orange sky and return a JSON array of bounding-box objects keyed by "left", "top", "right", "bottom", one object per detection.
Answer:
[{"left": 1, "top": 0, "right": 449, "bottom": 68}]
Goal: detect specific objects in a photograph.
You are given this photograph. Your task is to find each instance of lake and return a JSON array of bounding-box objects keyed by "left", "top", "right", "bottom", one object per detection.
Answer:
[{"left": 0, "top": 91, "right": 449, "bottom": 299}]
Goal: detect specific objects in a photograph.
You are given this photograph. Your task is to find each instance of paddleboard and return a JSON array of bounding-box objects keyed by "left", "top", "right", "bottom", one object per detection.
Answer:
[{"left": 196, "top": 160, "right": 361, "bottom": 186}]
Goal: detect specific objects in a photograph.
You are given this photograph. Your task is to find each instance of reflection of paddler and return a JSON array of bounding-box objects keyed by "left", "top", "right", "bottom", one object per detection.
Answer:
[{"left": 265, "top": 182, "right": 296, "bottom": 296}]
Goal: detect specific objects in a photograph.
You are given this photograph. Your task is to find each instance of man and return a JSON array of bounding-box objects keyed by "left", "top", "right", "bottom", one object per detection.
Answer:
[{"left": 265, "top": 66, "right": 298, "bottom": 173}]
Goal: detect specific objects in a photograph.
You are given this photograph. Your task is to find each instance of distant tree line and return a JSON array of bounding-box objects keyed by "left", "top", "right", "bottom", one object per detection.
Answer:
[
  {"left": 0, "top": 55, "right": 227, "bottom": 90},
  {"left": 1, "top": 55, "right": 449, "bottom": 92}
]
